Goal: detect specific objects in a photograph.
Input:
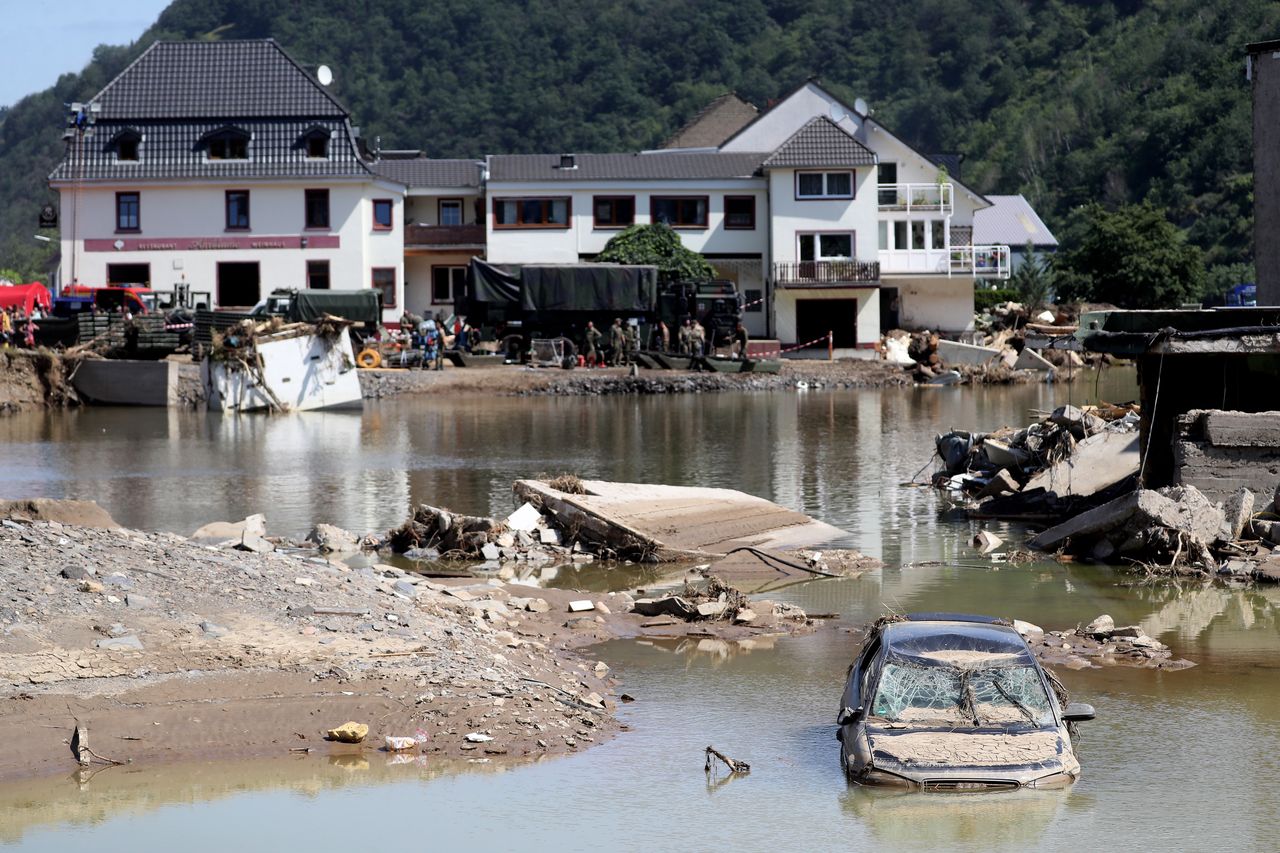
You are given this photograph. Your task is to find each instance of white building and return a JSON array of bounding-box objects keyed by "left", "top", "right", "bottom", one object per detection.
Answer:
[
  {"left": 49, "top": 40, "right": 407, "bottom": 323},
  {"left": 486, "top": 80, "right": 1016, "bottom": 347}
]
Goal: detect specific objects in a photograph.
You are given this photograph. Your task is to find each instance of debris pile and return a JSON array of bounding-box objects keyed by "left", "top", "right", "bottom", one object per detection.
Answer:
[
  {"left": 630, "top": 576, "right": 807, "bottom": 628},
  {"left": 1015, "top": 615, "right": 1194, "bottom": 671},
  {"left": 934, "top": 402, "right": 1141, "bottom": 517},
  {"left": 387, "top": 500, "right": 602, "bottom": 566},
  {"left": 1028, "top": 482, "right": 1280, "bottom": 580}
]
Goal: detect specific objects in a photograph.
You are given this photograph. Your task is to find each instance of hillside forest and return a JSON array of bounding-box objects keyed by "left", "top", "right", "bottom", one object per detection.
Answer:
[{"left": 1, "top": 0, "right": 1276, "bottom": 307}]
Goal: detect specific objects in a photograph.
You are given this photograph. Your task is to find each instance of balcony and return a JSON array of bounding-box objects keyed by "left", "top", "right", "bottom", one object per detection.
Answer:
[
  {"left": 404, "top": 224, "right": 486, "bottom": 251},
  {"left": 877, "top": 182, "right": 953, "bottom": 214},
  {"left": 877, "top": 244, "right": 1011, "bottom": 279},
  {"left": 772, "top": 260, "right": 880, "bottom": 288}
]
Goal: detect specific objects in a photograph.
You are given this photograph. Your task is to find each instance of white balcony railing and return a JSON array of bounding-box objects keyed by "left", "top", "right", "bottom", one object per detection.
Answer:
[
  {"left": 877, "top": 182, "right": 953, "bottom": 214},
  {"left": 877, "top": 244, "right": 1011, "bottom": 279}
]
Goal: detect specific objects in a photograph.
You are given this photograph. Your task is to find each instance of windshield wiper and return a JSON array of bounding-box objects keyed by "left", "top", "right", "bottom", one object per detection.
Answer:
[{"left": 990, "top": 675, "right": 1038, "bottom": 724}]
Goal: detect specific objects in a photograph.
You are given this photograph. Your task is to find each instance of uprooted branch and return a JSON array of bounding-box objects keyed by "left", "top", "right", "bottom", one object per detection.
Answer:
[{"left": 704, "top": 745, "right": 750, "bottom": 774}]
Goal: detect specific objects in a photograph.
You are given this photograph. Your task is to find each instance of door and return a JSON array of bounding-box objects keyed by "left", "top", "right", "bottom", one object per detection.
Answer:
[
  {"left": 880, "top": 286, "right": 900, "bottom": 331},
  {"left": 796, "top": 298, "right": 858, "bottom": 348},
  {"left": 217, "top": 262, "right": 260, "bottom": 307}
]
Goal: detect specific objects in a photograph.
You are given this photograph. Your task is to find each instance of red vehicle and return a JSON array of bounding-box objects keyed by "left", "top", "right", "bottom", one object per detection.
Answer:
[
  {"left": 0, "top": 283, "right": 52, "bottom": 315},
  {"left": 63, "top": 285, "right": 158, "bottom": 315}
]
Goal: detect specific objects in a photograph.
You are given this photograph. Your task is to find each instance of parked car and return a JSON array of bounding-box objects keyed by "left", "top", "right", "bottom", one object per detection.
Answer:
[{"left": 837, "top": 613, "right": 1094, "bottom": 791}]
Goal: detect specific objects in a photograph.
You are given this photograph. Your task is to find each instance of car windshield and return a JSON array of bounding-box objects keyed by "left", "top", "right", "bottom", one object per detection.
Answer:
[{"left": 871, "top": 655, "right": 1055, "bottom": 728}]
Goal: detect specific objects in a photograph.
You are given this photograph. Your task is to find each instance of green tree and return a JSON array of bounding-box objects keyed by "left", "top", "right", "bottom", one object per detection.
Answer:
[
  {"left": 1009, "top": 241, "right": 1053, "bottom": 311},
  {"left": 595, "top": 223, "right": 715, "bottom": 282},
  {"left": 1057, "top": 202, "right": 1205, "bottom": 308}
]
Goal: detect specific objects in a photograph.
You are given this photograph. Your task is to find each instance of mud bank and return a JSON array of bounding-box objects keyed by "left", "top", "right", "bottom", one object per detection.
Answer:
[
  {"left": 359, "top": 360, "right": 911, "bottom": 400},
  {"left": 0, "top": 509, "right": 817, "bottom": 780},
  {"left": 0, "top": 350, "right": 79, "bottom": 413}
]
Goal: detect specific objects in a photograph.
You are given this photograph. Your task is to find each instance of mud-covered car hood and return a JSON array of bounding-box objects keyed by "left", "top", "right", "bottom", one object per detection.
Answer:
[{"left": 867, "top": 726, "right": 1069, "bottom": 778}]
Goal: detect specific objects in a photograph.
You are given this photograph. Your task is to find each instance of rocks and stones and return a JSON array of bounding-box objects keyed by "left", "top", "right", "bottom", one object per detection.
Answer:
[
  {"left": 567, "top": 600, "right": 596, "bottom": 613},
  {"left": 631, "top": 596, "right": 698, "bottom": 621},
  {"left": 480, "top": 542, "right": 502, "bottom": 561},
  {"left": 733, "top": 608, "right": 757, "bottom": 625},
  {"left": 102, "top": 573, "right": 132, "bottom": 590},
  {"left": 307, "top": 524, "right": 359, "bottom": 554},
  {"left": 61, "top": 565, "right": 91, "bottom": 581},
  {"left": 465, "top": 732, "right": 494, "bottom": 743},
  {"left": 200, "top": 620, "right": 230, "bottom": 638},
  {"left": 393, "top": 580, "right": 419, "bottom": 599},
  {"left": 326, "top": 721, "right": 369, "bottom": 743},
  {"left": 96, "top": 635, "right": 144, "bottom": 651},
  {"left": 1050, "top": 405, "right": 1106, "bottom": 436},
  {"left": 79, "top": 579, "right": 104, "bottom": 594},
  {"left": 976, "top": 469, "right": 1021, "bottom": 499},
  {"left": 1084, "top": 614, "right": 1115, "bottom": 637},
  {"left": 125, "top": 594, "right": 154, "bottom": 609},
  {"left": 1012, "top": 619, "right": 1044, "bottom": 641},
  {"left": 696, "top": 601, "right": 729, "bottom": 619},
  {"left": 539, "top": 527, "right": 561, "bottom": 546}
]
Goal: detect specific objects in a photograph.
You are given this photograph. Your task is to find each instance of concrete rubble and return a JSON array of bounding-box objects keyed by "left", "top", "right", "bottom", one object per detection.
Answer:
[
  {"left": 1019, "top": 614, "right": 1194, "bottom": 670},
  {"left": 933, "top": 402, "right": 1141, "bottom": 519}
]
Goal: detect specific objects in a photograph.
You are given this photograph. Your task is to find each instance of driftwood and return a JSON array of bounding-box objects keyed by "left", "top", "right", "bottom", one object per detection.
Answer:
[{"left": 704, "top": 745, "right": 750, "bottom": 774}]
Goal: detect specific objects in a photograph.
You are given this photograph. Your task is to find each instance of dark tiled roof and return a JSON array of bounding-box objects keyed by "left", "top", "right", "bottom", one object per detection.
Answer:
[
  {"left": 92, "top": 40, "right": 348, "bottom": 119},
  {"left": 488, "top": 152, "right": 766, "bottom": 182},
  {"left": 372, "top": 158, "right": 482, "bottom": 188},
  {"left": 763, "top": 117, "right": 877, "bottom": 168},
  {"left": 662, "top": 93, "right": 759, "bottom": 149},
  {"left": 49, "top": 118, "right": 370, "bottom": 182}
]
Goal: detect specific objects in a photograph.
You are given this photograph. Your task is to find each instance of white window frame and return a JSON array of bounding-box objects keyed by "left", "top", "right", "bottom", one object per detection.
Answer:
[
  {"left": 795, "top": 170, "right": 854, "bottom": 200},
  {"left": 798, "top": 231, "right": 855, "bottom": 261}
]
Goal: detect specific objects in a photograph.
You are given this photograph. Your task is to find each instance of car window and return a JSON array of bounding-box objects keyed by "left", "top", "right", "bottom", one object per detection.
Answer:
[{"left": 872, "top": 661, "right": 1054, "bottom": 727}]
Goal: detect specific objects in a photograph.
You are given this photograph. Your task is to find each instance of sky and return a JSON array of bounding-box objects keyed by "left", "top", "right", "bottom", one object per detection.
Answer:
[{"left": 0, "top": 0, "right": 174, "bottom": 107}]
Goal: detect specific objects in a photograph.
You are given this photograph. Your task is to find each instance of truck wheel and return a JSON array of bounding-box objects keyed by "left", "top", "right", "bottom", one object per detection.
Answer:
[{"left": 560, "top": 356, "right": 576, "bottom": 370}]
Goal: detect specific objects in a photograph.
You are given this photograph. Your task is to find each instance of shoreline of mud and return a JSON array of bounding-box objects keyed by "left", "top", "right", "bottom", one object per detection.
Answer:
[{"left": 0, "top": 508, "right": 822, "bottom": 782}]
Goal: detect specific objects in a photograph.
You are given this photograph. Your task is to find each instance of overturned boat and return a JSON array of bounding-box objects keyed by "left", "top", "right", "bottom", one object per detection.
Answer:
[{"left": 201, "top": 317, "right": 362, "bottom": 413}]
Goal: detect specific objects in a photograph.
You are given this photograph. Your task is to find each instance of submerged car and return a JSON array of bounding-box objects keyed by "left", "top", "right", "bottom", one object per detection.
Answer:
[{"left": 837, "top": 613, "right": 1094, "bottom": 791}]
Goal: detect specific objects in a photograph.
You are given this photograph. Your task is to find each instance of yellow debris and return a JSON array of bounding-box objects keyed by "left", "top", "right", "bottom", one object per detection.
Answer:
[{"left": 326, "top": 721, "right": 369, "bottom": 743}]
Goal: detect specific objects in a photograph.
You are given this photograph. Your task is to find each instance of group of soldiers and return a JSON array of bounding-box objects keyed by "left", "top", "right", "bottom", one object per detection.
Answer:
[{"left": 581, "top": 316, "right": 724, "bottom": 366}]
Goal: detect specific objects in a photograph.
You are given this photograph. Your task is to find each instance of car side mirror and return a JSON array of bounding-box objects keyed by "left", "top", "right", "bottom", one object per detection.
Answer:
[
  {"left": 1063, "top": 703, "right": 1095, "bottom": 722},
  {"left": 837, "top": 706, "right": 864, "bottom": 726}
]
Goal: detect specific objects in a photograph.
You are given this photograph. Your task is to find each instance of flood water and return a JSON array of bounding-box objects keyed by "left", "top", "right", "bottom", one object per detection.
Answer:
[{"left": 4, "top": 368, "right": 1280, "bottom": 852}]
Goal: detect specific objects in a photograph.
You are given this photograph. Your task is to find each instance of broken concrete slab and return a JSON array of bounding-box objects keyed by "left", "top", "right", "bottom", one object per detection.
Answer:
[
  {"left": 1024, "top": 430, "right": 1139, "bottom": 498},
  {"left": 1028, "top": 485, "right": 1225, "bottom": 553},
  {"left": 1013, "top": 348, "right": 1055, "bottom": 371},
  {"left": 512, "top": 479, "right": 847, "bottom": 560},
  {"left": 307, "top": 523, "right": 359, "bottom": 554},
  {"left": 506, "top": 502, "right": 543, "bottom": 532},
  {"left": 982, "top": 439, "right": 1034, "bottom": 472},
  {"left": 1201, "top": 410, "right": 1280, "bottom": 448},
  {"left": 936, "top": 339, "right": 1000, "bottom": 367},
  {"left": 567, "top": 600, "right": 596, "bottom": 613},
  {"left": 975, "top": 469, "right": 1021, "bottom": 499},
  {"left": 1050, "top": 405, "right": 1106, "bottom": 436},
  {"left": 1221, "top": 488, "right": 1255, "bottom": 541}
]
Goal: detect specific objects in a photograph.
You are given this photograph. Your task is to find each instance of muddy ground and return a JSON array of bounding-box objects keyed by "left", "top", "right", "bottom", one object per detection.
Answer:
[{"left": 0, "top": 511, "right": 818, "bottom": 780}]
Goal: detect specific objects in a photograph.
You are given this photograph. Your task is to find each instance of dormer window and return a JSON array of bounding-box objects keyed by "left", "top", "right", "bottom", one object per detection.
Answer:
[
  {"left": 203, "top": 127, "right": 250, "bottom": 161},
  {"left": 112, "top": 130, "right": 142, "bottom": 162},
  {"left": 300, "top": 126, "right": 330, "bottom": 159}
]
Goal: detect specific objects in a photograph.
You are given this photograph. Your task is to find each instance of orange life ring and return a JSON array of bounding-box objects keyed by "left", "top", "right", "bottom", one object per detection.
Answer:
[{"left": 356, "top": 348, "right": 382, "bottom": 369}]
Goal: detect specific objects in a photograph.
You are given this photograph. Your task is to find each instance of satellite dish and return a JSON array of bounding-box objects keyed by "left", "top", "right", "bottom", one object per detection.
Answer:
[
  {"left": 829, "top": 102, "right": 848, "bottom": 123},
  {"left": 317, "top": 65, "right": 333, "bottom": 86},
  {"left": 854, "top": 97, "right": 869, "bottom": 117}
]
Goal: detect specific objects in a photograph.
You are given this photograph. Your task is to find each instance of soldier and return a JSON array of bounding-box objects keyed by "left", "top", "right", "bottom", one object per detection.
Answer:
[
  {"left": 691, "top": 319, "right": 706, "bottom": 357},
  {"left": 625, "top": 321, "right": 639, "bottom": 361},
  {"left": 732, "top": 321, "right": 750, "bottom": 360},
  {"left": 677, "top": 319, "right": 691, "bottom": 355},
  {"left": 584, "top": 321, "right": 603, "bottom": 366},
  {"left": 608, "top": 317, "right": 625, "bottom": 366}
]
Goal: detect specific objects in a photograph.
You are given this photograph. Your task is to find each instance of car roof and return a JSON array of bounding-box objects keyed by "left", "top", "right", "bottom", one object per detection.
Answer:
[{"left": 881, "top": 619, "right": 1034, "bottom": 667}]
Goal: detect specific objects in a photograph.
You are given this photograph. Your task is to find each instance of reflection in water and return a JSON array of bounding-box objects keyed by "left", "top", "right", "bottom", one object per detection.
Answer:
[
  {"left": 840, "top": 785, "right": 1068, "bottom": 846},
  {"left": 10, "top": 369, "right": 1280, "bottom": 851}
]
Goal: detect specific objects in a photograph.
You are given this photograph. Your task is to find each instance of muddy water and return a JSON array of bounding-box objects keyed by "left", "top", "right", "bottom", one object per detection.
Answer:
[{"left": 5, "top": 369, "right": 1280, "bottom": 852}]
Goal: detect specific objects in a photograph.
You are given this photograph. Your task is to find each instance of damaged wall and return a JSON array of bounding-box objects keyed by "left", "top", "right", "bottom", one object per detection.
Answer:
[
  {"left": 1174, "top": 410, "right": 1280, "bottom": 503},
  {"left": 1139, "top": 352, "right": 1280, "bottom": 487}
]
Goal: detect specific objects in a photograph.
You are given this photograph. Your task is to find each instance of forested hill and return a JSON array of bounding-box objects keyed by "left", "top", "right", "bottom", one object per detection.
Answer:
[{"left": 1, "top": 0, "right": 1276, "bottom": 282}]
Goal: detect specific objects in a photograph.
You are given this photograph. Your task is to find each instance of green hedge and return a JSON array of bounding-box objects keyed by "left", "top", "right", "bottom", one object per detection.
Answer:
[{"left": 974, "top": 288, "right": 1020, "bottom": 313}]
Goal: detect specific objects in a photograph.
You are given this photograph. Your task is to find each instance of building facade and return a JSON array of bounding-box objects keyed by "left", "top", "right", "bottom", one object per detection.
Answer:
[
  {"left": 50, "top": 40, "right": 406, "bottom": 323},
  {"left": 51, "top": 41, "right": 1039, "bottom": 341}
]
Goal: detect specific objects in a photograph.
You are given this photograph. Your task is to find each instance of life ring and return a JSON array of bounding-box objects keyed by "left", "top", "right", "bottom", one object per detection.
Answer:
[{"left": 356, "top": 348, "right": 382, "bottom": 369}]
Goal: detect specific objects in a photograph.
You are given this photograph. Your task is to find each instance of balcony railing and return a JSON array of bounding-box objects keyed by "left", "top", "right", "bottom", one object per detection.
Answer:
[
  {"left": 877, "top": 182, "right": 953, "bottom": 214},
  {"left": 877, "top": 244, "right": 1011, "bottom": 279},
  {"left": 772, "top": 260, "right": 880, "bottom": 287},
  {"left": 405, "top": 224, "right": 486, "bottom": 249}
]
